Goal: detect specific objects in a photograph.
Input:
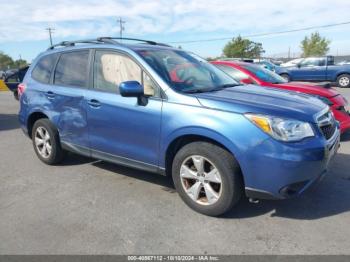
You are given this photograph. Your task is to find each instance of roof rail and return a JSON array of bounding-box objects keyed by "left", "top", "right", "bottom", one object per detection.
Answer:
[
  {"left": 47, "top": 39, "right": 106, "bottom": 50},
  {"left": 98, "top": 37, "right": 172, "bottom": 47},
  {"left": 47, "top": 37, "right": 172, "bottom": 50}
]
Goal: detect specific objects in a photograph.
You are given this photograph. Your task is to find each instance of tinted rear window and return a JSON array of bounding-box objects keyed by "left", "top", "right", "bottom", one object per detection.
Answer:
[
  {"left": 32, "top": 54, "right": 58, "bottom": 84},
  {"left": 54, "top": 51, "right": 90, "bottom": 88}
]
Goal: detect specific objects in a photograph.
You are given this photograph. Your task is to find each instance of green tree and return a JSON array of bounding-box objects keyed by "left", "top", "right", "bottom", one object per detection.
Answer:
[
  {"left": 0, "top": 51, "right": 28, "bottom": 70},
  {"left": 0, "top": 52, "right": 14, "bottom": 70},
  {"left": 13, "top": 59, "right": 28, "bottom": 68},
  {"left": 223, "top": 36, "right": 265, "bottom": 58},
  {"left": 300, "top": 32, "right": 331, "bottom": 57}
]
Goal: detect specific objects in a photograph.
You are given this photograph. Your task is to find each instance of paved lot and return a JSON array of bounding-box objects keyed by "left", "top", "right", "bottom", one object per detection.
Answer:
[{"left": 0, "top": 88, "right": 350, "bottom": 255}]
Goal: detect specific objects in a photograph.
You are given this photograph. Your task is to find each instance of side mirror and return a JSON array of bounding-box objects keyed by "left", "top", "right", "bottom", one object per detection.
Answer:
[
  {"left": 119, "top": 81, "right": 144, "bottom": 97},
  {"left": 297, "top": 63, "right": 301, "bottom": 68},
  {"left": 119, "top": 81, "right": 148, "bottom": 106},
  {"left": 240, "top": 78, "right": 254, "bottom": 85}
]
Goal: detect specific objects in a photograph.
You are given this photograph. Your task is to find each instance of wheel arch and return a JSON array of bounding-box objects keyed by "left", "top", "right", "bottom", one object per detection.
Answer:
[
  {"left": 162, "top": 129, "right": 243, "bottom": 179},
  {"left": 279, "top": 72, "right": 291, "bottom": 79},
  {"left": 27, "top": 111, "right": 49, "bottom": 138},
  {"left": 336, "top": 72, "right": 350, "bottom": 79}
]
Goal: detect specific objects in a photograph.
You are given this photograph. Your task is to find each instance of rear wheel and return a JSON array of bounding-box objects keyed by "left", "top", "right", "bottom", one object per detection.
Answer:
[
  {"left": 172, "top": 142, "right": 243, "bottom": 216},
  {"left": 32, "top": 119, "right": 65, "bottom": 165},
  {"left": 337, "top": 74, "right": 350, "bottom": 88},
  {"left": 280, "top": 73, "right": 291, "bottom": 82}
]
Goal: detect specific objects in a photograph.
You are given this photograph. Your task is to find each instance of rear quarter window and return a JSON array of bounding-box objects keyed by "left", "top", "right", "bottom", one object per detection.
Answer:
[{"left": 32, "top": 54, "right": 58, "bottom": 84}]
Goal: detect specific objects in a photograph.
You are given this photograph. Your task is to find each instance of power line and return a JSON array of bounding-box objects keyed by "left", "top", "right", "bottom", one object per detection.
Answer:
[
  {"left": 167, "top": 21, "right": 350, "bottom": 44},
  {"left": 46, "top": 28, "right": 55, "bottom": 46}
]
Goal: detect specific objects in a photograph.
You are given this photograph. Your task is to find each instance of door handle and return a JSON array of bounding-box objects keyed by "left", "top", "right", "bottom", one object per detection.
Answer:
[
  {"left": 46, "top": 91, "right": 55, "bottom": 99},
  {"left": 88, "top": 99, "right": 101, "bottom": 108}
]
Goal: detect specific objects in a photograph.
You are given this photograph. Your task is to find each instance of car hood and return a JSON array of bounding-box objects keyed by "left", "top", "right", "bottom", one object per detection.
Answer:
[
  {"left": 195, "top": 84, "right": 327, "bottom": 123},
  {"left": 273, "top": 82, "right": 339, "bottom": 98}
]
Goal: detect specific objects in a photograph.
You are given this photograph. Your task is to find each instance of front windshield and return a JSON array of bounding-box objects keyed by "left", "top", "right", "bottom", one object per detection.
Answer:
[
  {"left": 242, "top": 64, "right": 287, "bottom": 84},
  {"left": 136, "top": 49, "right": 239, "bottom": 93}
]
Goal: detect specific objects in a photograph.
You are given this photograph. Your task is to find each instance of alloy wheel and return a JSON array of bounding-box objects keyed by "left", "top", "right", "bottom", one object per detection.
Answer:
[
  {"left": 35, "top": 126, "right": 52, "bottom": 159},
  {"left": 180, "top": 155, "right": 222, "bottom": 205},
  {"left": 339, "top": 76, "right": 350, "bottom": 87}
]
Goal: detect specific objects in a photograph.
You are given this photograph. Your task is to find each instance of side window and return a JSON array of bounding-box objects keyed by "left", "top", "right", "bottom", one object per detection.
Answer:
[
  {"left": 143, "top": 71, "right": 157, "bottom": 96},
  {"left": 54, "top": 51, "right": 89, "bottom": 88},
  {"left": 94, "top": 51, "right": 141, "bottom": 93},
  {"left": 300, "top": 58, "right": 318, "bottom": 67},
  {"left": 32, "top": 54, "right": 58, "bottom": 84},
  {"left": 94, "top": 51, "right": 158, "bottom": 97},
  {"left": 327, "top": 56, "right": 334, "bottom": 65},
  {"left": 216, "top": 64, "right": 250, "bottom": 81},
  {"left": 318, "top": 58, "right": 326, "bottom": 66}
]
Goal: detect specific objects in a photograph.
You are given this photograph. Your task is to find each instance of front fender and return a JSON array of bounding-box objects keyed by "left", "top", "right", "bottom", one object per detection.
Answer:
[
  {"left": 159, "top": 102, "right": 270, "bottom": 172},
  {"left": 160, "top": 126, "right": 242, "bottom": 168}
]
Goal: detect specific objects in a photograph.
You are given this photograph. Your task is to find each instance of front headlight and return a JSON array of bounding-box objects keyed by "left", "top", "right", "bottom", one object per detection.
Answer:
[{"left": 245, "top": 114, "right": 315, "bottom": 142}]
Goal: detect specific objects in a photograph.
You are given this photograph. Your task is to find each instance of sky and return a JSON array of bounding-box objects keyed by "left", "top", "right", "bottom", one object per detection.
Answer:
[{"left": 0, "top": 0, "right": 349, "bottom": 63}]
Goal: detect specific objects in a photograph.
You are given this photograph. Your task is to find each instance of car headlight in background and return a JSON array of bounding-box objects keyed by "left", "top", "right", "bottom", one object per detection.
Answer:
[
  {"left": 245, "top": 114, "right": 315, "bottom": 142},
  {"left": 316, "top": 95, "right": 333, "bottom": 106}
]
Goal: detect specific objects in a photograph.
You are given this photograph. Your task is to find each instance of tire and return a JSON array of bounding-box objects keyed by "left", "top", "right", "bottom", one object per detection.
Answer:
[
  {"left": 172, "top": 142, "right": 243, "bottom": 216},
  {"left": 32, "top": 118, "right": 65, "bottom": 165},
  {"left": 336, "top": 74, "right": 350, "bottom": 88},
  {"left": 280, "top": 73, "right": 291, "bottom": 82},
  {"left": 13, "top": 90, "right": 18, "bottom": 101}
]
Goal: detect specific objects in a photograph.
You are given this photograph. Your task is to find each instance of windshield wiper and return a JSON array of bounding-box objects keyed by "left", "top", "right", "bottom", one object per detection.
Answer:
[
  {"left": 207, "top": 83, "right": 240, "bottom": 92},
  {"left": 184, "top": 83, "right": 239, "bottom": 94},
  {"left": 217, "top": 83, "right": 240, "bottom": 88},
  {"left": 183, "top": 89, "right": 208, "bottom": 94}
]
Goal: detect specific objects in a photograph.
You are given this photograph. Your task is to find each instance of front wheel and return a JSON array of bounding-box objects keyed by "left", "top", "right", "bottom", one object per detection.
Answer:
[
  {"left": 337, "top": 74, "right": 350, "bottom": 88},
  {"left": 172, "top": 142, "right": 243, "bottom": 216}
]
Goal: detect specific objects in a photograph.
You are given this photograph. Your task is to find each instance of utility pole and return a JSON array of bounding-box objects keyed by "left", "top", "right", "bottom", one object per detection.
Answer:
[
  {"left": 288, "top": 46, "right": 291, "bottom": 59},
  {"left": 117, "top": 17, "right": 126, "bottom": 39},
  {"left": 46, "top": 28, "right": 55, "bottom": 46}
]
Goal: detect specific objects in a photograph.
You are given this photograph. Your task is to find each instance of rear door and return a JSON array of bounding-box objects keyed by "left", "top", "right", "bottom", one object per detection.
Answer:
[
  {"left": 48, "top": 50, "right": 91, "bottom": 150},
  {"left": 85, "top": 49, "right": 162, "bottom": 170}
]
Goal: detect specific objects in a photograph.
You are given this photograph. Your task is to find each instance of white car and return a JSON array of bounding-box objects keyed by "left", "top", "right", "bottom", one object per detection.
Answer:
[
  {"left": 280, "top": 58, "right": 304, "bottom": 67},
  {"left": 337, "top": 60, "right": 350, "bottom": 65}
]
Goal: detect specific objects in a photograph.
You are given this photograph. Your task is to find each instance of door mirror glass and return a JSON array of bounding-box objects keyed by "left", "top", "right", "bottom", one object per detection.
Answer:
[{"left": 119, "top": 81, "right": 144, "bottom": 97}]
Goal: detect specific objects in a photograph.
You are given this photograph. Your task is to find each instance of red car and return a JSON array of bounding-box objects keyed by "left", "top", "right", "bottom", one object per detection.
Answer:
[{"left": 211, "top": 61, "right": 350, "bottom": 134}]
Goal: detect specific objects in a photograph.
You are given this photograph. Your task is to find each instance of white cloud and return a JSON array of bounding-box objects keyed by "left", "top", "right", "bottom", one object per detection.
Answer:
[{"left": 0, "top": 0, "right": 349, "bottom": 43}]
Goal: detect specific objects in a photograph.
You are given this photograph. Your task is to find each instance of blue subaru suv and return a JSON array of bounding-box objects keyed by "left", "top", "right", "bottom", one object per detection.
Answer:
[{"left": 19, "top": 37, "right": 340, "bottom": 216}]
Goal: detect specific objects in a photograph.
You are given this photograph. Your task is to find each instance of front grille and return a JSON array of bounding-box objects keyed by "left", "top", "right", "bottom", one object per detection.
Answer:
[
  {"left": 317, "top": 110, "right": 337, "bottom": 140},
  {"left": 320, "top": 124, "right": 336, "bottom": 140}
]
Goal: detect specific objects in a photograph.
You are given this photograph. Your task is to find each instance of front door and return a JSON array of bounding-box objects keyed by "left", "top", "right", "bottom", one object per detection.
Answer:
[{"left": 86, "top": 50, "right": 162, "bottom": 171}]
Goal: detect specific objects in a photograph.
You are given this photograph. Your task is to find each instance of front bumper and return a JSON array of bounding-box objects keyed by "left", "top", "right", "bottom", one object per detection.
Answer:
[{"left": 243, "top": 127, "right": 340, "bottom": 200}]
